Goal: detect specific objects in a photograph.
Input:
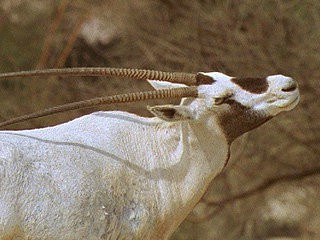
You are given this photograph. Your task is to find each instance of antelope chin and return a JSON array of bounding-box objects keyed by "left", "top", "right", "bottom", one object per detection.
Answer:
[{"left": 280, "top": 95, "right": 300, "bottom": 111}]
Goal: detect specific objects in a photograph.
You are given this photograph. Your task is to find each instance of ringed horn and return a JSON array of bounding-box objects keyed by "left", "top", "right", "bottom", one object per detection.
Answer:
[
  {"left": 0, "top": 67, "right": 214, "bottom": 85},
  {"left": 0, "top": 67, "right": 215, "bottom": 127},
  {"left": 0, "top": 87, "right": 198, "bottom": 128}
]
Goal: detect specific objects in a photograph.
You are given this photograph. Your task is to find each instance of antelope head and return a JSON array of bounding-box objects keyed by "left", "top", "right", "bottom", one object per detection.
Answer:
[{"left": 148, "top": 72, "right": 300, "bottom": 142}]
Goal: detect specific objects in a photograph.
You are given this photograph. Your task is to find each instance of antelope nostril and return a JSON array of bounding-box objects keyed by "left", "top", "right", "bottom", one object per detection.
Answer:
[{"left": 282, "top": 82, "right": 297, "bottom": 92}]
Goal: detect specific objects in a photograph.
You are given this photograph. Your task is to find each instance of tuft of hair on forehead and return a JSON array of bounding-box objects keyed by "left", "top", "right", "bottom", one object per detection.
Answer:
[{"left": 231, "top": 77, "right": 269, "bottom": 94}]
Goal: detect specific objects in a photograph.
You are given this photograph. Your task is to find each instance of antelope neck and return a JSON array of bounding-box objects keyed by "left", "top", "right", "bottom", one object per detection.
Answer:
[{"left": 215, "top": 101, "right": 272, "bottom": 143}]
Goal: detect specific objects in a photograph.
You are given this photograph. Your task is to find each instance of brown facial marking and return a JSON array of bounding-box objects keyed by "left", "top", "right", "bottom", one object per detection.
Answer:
[
  {"left": 216, "top": 101, "right": 272, "bottom": 143},
  {"left": 196, "top": 73, "right": 215, "bottom": 85},
  {"left": 231, "top": 77, "right": 269, "bottom": 94}
]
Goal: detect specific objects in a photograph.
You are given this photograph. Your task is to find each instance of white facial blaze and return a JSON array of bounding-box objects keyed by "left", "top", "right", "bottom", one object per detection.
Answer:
[
  {"left": 252, "top": 75, "right": 300, "bottom": 115},
  {"left": 197, "top": 72, "right": 235, "bottom": 109},
  {"left": 266, "top": 75, "right": 300, "bottom": 107},
  {"left": 197, "top": 72, "right": 263, "bottom": 109},
  {"left": 197, "top": 72, "right": 300, "bottom": 117}
]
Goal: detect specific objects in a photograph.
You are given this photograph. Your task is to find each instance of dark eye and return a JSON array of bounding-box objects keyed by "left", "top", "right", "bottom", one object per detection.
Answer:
[
  {"left": 214, "top": 97, "right": 226, "bottom": 105},
  {"left": 214, "top": 94, "right": 233, "bottom": 105}
]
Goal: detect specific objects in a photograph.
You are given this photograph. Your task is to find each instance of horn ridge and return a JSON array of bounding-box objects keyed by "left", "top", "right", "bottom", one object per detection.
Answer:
[
  {"left": 0, "top": 87, "right": 198, "bottom": 128},
  {"left": 0, "top": 67, "right": 197, "bottom": 85}
]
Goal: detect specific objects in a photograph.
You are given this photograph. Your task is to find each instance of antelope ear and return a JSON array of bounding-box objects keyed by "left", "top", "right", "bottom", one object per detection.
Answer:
[
  {"left": 147, "top": 80, "right": 188, "bottom": 90},
  {"left": 147, "top": 105, "right": 193, "bottom": 122}
]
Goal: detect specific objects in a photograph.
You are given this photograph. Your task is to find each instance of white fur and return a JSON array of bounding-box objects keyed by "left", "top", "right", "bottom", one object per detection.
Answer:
[
  {"left": 0, "top": 112, "right": 228, "bottom": 240},
  {"left": 0, "top": 72, "right": 299, "bottom": 240},
  {"left": 147, "top": 80, "right": 188, "bottom": 89},
  {"left": 199, "top": 72, "right": 299, "bottom": 115}
]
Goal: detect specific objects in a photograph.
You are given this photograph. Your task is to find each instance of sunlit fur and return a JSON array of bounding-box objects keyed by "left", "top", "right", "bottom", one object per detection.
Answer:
[
  {"left": 198, "top": 72, "right": 299, "bottom": 116},
  {"left": 0, "top": 72, "right": 299, "bottom": 240}
]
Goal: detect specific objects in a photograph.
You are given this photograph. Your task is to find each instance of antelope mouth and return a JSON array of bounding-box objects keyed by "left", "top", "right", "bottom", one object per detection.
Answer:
[
  {"left": 289, "top": 95, "right": 300, "bottom": 106},
  {"left": 281, "top": 95, "right": 300, "bottom": 110}
]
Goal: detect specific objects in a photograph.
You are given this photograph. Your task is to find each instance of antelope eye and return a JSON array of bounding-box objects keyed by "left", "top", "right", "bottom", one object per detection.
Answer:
[
  {"left": 214, "top": 97, "right": 226, "bottom": 105},
  {"left": 214, "top": 94, "right": 233, "bottom": 105}
]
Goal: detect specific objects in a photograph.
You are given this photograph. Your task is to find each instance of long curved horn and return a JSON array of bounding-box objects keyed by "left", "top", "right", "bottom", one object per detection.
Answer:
[
  {"left": 0, "top": 87, "right": 198, "bottom": 128},
  {"left": 0, "top": 67, "right": 208, "bottom": 85}
]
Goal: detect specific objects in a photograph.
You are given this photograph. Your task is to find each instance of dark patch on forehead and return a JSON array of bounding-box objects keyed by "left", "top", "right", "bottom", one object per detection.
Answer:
[
  {"left": 231, "top": 77, "right": 268, "bottom": 94},
  {"left": 196, "top": 73, "right": 215, "bottom": 85}
]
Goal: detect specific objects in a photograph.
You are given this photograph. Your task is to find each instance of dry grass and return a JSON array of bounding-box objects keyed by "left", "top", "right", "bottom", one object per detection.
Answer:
[{"left": 0, "top": 0, "right": 319, "bottom": 239}]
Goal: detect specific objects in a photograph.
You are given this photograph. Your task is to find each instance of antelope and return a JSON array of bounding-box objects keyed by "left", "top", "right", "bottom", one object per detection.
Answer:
[{"left": 0, "top": 68, "right": 299, "bottom": 240}]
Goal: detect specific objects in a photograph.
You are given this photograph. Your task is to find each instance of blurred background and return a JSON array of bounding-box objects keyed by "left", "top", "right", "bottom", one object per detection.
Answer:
[{"left": 0, "top": 0, "right": 319, "bottom": 239}]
